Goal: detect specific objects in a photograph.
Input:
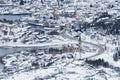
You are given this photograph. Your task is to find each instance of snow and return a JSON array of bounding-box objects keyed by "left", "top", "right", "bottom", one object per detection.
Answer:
[
  {"left": 0, "top": 0, "right": 120, "bottom": 80},
  {"left": 0, "top": 39, "right": 78, "bottom": 48}
]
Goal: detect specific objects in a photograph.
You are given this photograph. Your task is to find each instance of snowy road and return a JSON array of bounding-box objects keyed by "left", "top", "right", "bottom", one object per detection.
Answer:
[
  {"left": 0, "top": 32, "right": 105, "bottom": 60},
  {"left": 0, "top": 40, "right": 78, "bottom": 48},
  {"left": 81, "top": 41, "right": 104, "bottom": 59},
  {"left": 0, "top": 29, "right": 104, "bottom": 60},
  {"left": 61, "top": 29, "right": 105, "bottom": 59}
]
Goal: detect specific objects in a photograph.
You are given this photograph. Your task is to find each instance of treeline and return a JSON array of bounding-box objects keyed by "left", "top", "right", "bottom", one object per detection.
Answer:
[
  {"left": 48, "top": 48, "right": 63, "bottom": 54},
  {"left": 85, "top": 59, "right": 109, "bottom": 67},
  {"left": 78, "top": 12, "right": 120, "bottom": 35}
]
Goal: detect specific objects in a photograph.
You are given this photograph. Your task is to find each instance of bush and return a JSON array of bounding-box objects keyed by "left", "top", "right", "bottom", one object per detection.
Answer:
[
  {"left": 33, "top": 77, "right": 43, "bottom": 80},
  {"left": 30, "top": 49, "right": 37, "bottom": 53}
]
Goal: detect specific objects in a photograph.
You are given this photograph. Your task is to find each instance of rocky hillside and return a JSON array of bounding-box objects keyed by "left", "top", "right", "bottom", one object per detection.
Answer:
[{"left": 81, "top": 12, "right": 120, "bottom": 35}]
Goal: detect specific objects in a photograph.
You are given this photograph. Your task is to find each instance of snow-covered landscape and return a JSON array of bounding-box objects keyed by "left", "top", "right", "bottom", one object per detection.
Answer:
[{"left": 0, "top": 0, "right": 120, "bottom": 80}]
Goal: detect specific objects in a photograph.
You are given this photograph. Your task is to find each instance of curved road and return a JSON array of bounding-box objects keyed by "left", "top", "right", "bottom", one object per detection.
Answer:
[
  {"left": 82, "top": 41, "right": 105, "bottom": 59},
  {"left": 0, "top": 29, "right": 105, "bottom": 74},
  {"left": 0, "top": 30, "right": 105, "bottom": 60},
  {"left": 61, "top": 29, "right": 105, "bottom": 59}
]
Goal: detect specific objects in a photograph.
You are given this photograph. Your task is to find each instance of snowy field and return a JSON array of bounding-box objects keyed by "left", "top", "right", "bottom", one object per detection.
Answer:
[{"left": 0, "top": 0, "right": 120, "bottom": 80}]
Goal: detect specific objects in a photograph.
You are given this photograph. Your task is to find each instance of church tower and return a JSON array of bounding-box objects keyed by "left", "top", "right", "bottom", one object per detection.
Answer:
[{"left": 78, "top": 34, "right": 81, "bottom": 50}]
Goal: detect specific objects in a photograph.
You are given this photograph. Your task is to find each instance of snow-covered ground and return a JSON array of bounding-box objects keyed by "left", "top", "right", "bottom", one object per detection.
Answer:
[
  {"left": 0, "top": 0, "right": 120, "bottom": 80},
  {"left": 80, "top": 28, "right": 120, "bottom": 67}
]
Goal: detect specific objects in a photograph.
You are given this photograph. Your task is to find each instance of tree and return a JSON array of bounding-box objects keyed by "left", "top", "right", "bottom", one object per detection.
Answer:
[
  {"left": 61, "top": 0, "right": 64, "bottom": 2},
  {"left": 20, "top": 0, "right": 24, "bottom": 5},
  {"left": 113, "top": 48, "right": 120, "bottom": 61},
  {"left": 57, "top": 0, "right": 59, "bottom": 6},
  {"left": 113, "top": 53, "right": 118, "bottom": 61},
  {"left": 41, "top": 0, "right": 44, "bottom": 4}
]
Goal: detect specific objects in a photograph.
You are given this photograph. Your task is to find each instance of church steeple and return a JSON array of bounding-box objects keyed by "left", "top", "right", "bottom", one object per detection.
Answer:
[{"left": 78, "top": 34, "right": 81, "bottom": 50}]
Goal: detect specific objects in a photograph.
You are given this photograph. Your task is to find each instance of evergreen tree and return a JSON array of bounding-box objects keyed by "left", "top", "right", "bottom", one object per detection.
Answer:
[{"left": 20, "top": 0, "right": 24, "bottom": 5}]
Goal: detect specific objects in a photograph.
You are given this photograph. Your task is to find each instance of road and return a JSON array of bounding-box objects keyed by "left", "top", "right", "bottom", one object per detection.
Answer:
[
  {"left": 0, "top": 29, "right": 104, "bottom": 59},
  {"left": 61, "top": 29, "right": 105, "bottom": 59},
  {"left": 0, "top": 41, "right": 78, "bottom": 48},
  {"left": 0, "top": 29, "right": 105, "bottom": 75}
]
